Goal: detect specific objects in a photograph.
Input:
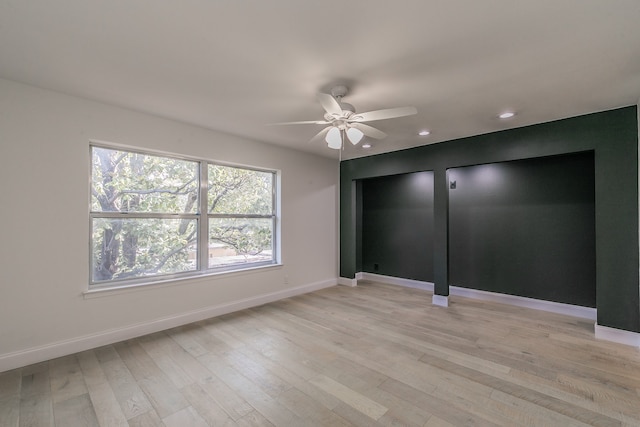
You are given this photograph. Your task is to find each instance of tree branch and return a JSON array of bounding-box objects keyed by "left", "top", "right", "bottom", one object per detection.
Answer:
[{"left": 114, "top": 232, "right": 197, "bottom": 279}]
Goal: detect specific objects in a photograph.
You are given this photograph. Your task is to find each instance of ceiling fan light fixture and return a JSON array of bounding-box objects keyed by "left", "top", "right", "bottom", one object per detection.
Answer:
[
  {"left": 326, "top": 127, "right": 342, "bottom": 149},
  {"left": 275, "top": 86, "right": 416, "bottom": 150},
  {"left": 346, "top": 127, "right": 364, "bottom": 145}
]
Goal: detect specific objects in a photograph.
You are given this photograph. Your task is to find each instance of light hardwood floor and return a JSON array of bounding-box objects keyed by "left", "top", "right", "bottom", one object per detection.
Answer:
[{"left": 1, "top": 281, "right": 640, "bottom": 426}]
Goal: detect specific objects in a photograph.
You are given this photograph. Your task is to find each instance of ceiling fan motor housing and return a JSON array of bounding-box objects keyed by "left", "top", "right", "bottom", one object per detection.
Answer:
[
  {"left": 328, "top": 85, "right": 356, "bottom": 119},
  {"left": 330, "top": 85, "right": 349, "bottom": 99}
]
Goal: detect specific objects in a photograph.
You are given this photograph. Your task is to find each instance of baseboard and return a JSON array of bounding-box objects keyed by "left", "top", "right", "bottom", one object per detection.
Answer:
[
  {"left": 357, "top": 274, "right": 598, "bottom": 321},
  {"left": 359, "top": 274, "right": 599, "bottom": 322},
  {"left": 595, "top": 323, "right": 640, "bottom": 347},
  {"left": 0, "top": 279, "right": 337, "bottom": 373},
  {"left": 355, "top": 277, "right": 637, "bottom": 347},
  {"left": 449, "top": 286, "right": 597, "bottom": 321},
  {"left": 432, "top": 295, "right": 449, "bottom": 307},
  {"left": 358, "top": 273, "right": 434, "bottom": 292},
  {"left": 338, "top": 277, "right": 358, "bottom": 287},
  {"left": 363, "top": 275, "right": 637, "bottom": 347}
]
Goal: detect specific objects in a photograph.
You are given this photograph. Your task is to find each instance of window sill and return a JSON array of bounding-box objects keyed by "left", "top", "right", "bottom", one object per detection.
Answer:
[{"left": 83, "top": 263, "right": 283, "bottom": 299}]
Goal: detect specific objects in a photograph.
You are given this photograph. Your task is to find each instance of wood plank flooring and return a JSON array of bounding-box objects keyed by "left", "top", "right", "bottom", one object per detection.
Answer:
[{"left": 1, "top": 281, "right": 640, "bottom": 426}]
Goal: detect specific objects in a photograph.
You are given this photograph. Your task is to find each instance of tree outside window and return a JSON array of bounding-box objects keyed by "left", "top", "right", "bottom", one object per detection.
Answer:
[{"left": 90, "top": 145, "right": 276, "bottom": 286}]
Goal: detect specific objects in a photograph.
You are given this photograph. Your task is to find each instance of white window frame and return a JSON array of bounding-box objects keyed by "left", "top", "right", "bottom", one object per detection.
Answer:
[{"left": 89, "top": 142, "right": 280, "bottom": 289}]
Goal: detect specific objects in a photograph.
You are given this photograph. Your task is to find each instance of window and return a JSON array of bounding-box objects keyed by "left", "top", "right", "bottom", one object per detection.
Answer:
[{"left": 90, "top": 144, "right": 277, "bottom": 287}]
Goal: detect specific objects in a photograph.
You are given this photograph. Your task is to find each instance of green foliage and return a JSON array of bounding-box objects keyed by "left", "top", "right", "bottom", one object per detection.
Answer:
[
  {"left": 91, "top": 147, "right": 275, "bottom": 283},
  {"left": 92, "top": 147, "right": 198, "bottom": 213},
  {"left": 92, "top": 218, "right": 197, "bottom": 280},
  {"left": 208, "top": 164, "right": 272, "bottom": 214},
  {"left": 209, "top": 218, "right": 273, "bottom": 267}
]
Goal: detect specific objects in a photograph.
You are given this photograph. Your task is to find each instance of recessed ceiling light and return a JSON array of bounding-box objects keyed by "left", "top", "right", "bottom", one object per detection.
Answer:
[
  {"left": 418, "top": 130, "right": 431, "bottom": 136},
  {"left": 362, "top": 143, "right": 372, "bottom": 149},
  {"left": 499, "top": 112, "right": 515, "bottom": 119}
]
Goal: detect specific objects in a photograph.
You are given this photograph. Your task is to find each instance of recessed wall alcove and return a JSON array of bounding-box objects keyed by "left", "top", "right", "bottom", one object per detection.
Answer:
[
  {"left": 341, "top": 106, "right": 639, "bottom": 333},
  {"left": 448, "top": 152, "right": 595, "bottom": 307},
  {"left": 360, "top": 171, "right": 435, "bottom": 282}
]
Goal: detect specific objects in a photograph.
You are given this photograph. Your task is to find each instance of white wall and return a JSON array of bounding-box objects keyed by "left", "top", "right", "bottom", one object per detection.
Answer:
[{"left": 0, "top": 78, "right": 339, "bottom": 371}]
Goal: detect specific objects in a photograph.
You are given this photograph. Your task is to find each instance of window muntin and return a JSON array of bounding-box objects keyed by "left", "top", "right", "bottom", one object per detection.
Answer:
[{"left": 90, "top": 145, "right": 277, "bottom": 287}]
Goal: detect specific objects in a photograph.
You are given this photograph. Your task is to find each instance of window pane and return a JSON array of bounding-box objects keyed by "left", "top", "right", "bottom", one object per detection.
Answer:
[
  {"left": 208, "top": 165, "right": 273, "bottom": 215},
  {"left": 92, "top": 217, "right": 197, "bottom": 282},
  {"left": 208, "top": 218, "right": 273, "bottom": 268},
  {"left": 92, "top": 146, "right": 198, "bottom": 213}
]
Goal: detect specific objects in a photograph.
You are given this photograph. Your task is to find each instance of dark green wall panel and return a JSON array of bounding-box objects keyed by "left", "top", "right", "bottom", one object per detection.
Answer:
[
  {"left": 448, "top": 153, "right": 595, "bottom": 307},
  {"left": 340, "top": 106, "right": 639, "bottom": 332},
  {"left": 361, "top": 171, "right": 434, "bottom": 281}
]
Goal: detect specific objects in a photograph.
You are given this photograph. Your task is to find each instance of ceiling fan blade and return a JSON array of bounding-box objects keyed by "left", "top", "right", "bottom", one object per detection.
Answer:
[
  {"left": 309, "top": 127, "right": 332, "bottom": 144},
  {"left": 269, "top": 120, "right": 330, "bottom": 125},
  {"left": 351, "top": 123, "right": 387, "bottom": 139},
  {"left": 350, "top": 106, "right": 417, "bottom": 122},
  {"left": 317, "top": 93, "right": 343, "bottom": 116}
]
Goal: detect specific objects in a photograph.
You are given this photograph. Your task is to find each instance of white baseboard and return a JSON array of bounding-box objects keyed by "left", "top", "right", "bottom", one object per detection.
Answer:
[
  {"left": 357, "top": 273, "right": 597, "bottom": 321},
  {"left": 0, "top": 279, "right": 337, "bottom": 373},
  {"left": 595, "top": 323, "right": 640, "bottom": 347},
  {"left": 359, "top": 274, "right": 596, "bottom": 319},
  {"left": 432, "top": 295, "right": 449, "bottom": 307},
  {"left": 365, "top": 274, "right": 637, "bottom": 347},
  {"left": 358, "top": 273, "right": 434, "bottom": 292},
  {"left": 338, "top": 277, "right": 358, "bottom": 287},
  {"left": 449, "top": 286, "right": 597, "bottom": 321}
]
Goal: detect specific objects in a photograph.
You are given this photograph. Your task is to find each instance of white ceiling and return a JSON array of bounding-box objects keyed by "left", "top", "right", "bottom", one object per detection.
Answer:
[{"left": 1, "top": 1, "right": 639, "bottom": 160}]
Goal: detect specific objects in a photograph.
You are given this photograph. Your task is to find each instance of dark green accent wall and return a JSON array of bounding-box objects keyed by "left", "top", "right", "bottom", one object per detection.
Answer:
[
  {"left": 448, "top": 152, "right": 595, "bottom": 307},
  {"left": 340, "top": 106, "right": 639, "bottom": 333},
  {"left": 361, "top": 171, "right": 434, "bottom": 281}
]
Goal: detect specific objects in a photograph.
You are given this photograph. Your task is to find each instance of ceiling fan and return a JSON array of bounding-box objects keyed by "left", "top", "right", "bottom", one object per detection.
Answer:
[{"left": 275, "top": 85, "right": 417, "bottom": 150}]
